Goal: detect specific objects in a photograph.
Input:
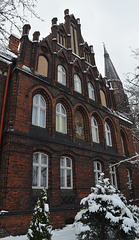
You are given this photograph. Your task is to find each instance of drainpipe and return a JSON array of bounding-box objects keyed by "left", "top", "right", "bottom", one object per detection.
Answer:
[{"left": 0, "top": 66, "right": 11, "bottom": 150}]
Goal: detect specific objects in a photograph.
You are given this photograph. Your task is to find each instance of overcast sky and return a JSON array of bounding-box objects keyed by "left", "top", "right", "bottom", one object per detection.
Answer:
[{"left": 24, "top": 0, "right": 139, "bottom": 84}]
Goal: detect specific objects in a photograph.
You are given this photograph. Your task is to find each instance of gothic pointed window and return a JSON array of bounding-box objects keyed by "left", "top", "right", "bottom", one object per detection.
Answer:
[
  {"left": 94, "top": 161, "right": 102, "bottom": 185},
  {"left": 88, "top": 82, "right": 95, "bottom": 101},
  {"left": 37, "top": 55, "right": 48, "bottom": 77},
  {"left": 100, "top": 89, "right": 107, "bottom": 107},
  {"left": 32, "top": 94, "right": 46, "bottom": 128},
  {"left": 91, "top": 117, "right": 99, "bottom": 143},
  {"left": 57, "top": 65, "right": 66, "bottom": 86},
  {"left": 74, "top": 74, "right": 82, "bottom": 93},
  {"left": 32, "top": 152, "right": 48, "bottom": 189},
  {"left": 56, "top": 103, "right": 67, "bottom": 134},
  {"left": 105, "top": 122, "right": 112, "bottom": 146},
  {"left": 60, "top": 156, "right": 73, "bottom": 189}
]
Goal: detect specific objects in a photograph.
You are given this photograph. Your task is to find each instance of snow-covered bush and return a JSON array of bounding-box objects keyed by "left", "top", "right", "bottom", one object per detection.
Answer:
[
  {"left": 74, "top": 173, "right": 139, "bottom": 240},
  {"left": 27, "top": 188, "right": 52, "bottom": 240}
]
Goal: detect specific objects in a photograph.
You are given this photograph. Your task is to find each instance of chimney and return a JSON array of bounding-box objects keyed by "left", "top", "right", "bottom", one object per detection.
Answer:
[
  {"left": 64, "top": 9, "right": 69, "bottom": 16},
  {"left": 33, "top": 31, "right": 40, "bottom": 41},
  {"left": 22, "top": 24, "right": 31, "bottom": 36},
  {"left": 52, "top": 17, "right": 58, "bottom": 26},
  {"left": 8, "top": 34, "right": 20, "bottom": 55}
]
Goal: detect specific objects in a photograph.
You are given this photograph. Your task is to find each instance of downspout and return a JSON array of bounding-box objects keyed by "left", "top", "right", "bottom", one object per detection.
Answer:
[{"left": 0, "top": 66, "right": 11, "bottom": 150}]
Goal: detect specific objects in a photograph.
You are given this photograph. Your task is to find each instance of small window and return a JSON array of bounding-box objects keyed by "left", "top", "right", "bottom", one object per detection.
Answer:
[
  {"left": 127, "top": 169, "right": 132, "bottom": 190},
  {"left": 32, "top": 152, "right": 48, "bottom": 189},
  {"left": 32, "top": 94, "right": 46, "bottom": 128},
  {"left": 70, "top": 25, "right": 79, "bottom": 55},
  {"left": 37, "top": 56, "right": 48, "bottom": 77},
  {"left": 57, "top": 65, "right": 66, "bottom": 86},
  {"left": 88, "top": 82, "right": 95, "bottom": 101},
  {"left": 94, "top": 161, "right": 102, "bottom": 185},
  {"left": 60, "top": 156, "right": 73, "bottom": 189},
  {"left": 105, "top": 122, "right": 112, "bottom": 146},
  {"left": 56, "top": 103, "right": 67, "bottom": 134},
  {"left": 74, "top": 74, "right": 82, "bottom": 93},
  {"left": 109, "top": 164, "right": 117, "bottom": 188},
  {"left": 100, "top": 90, "right": 107, "bottom": 107},
  {"left": 91, "top": 117, "right": 99, "bottom": 143}
]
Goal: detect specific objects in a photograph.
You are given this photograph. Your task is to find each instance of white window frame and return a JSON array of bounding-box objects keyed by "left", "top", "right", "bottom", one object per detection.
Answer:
[
  {"left": 91, "top": 117, "right": 99, "bottom": 143},
  {"left": 74, "top": 74, "right": 82, "bottom": 94},
  {"left": 109, "top": 164, "right": 117, "bottom": 188},
  {"left": 32, "top": 152, "right": 48, "bottom": 189},
  {"left": 57, "top": 65, "right": 66, "bottom": 86},
  {"left": 88, "top": 82, "right": 95, "bottom": 101},
  {"left": 32, "top": 94, "right": 46, "bottom": 128},
  {"left": 56, "top": 103, "right": 67, "bottom": 134},
  {"left": 60, "top": 156, "right": 73, "bottom": 189},
  {"left": 105, "top": 122, "right": 112, "bottom": 146},
  {"left": 94, "top": 161, "right": 102, "bottom": 185}
]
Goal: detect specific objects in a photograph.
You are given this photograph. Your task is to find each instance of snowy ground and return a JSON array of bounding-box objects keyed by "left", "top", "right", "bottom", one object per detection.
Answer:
[{"left": 0, "top": 224, "right": 77, "bottom": 240}]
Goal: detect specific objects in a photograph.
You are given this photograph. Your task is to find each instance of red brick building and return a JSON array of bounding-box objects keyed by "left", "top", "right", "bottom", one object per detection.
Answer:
[{"left": 0, "top": 9, "right": 139, "bottom": 237}]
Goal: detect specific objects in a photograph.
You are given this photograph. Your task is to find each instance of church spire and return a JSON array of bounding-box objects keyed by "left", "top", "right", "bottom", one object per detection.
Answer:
[
  {"left": 103, "top": 44, "right": 130, "bottom": 114},
  {"left": 103, "top": 44, "right": 120, "bottom": 81}
]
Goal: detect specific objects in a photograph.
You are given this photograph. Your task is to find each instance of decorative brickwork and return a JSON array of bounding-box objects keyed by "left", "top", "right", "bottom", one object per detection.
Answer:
[{"left": 0, "top": 9, "right": 139, "bottom": 237}]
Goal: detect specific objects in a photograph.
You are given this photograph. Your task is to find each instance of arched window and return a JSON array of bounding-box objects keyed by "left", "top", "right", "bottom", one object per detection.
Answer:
[
  {"left": 37, "top": 55, "right": 48, "bottom": 77},
  {"left": 88, "top": 82, "right": 95, "bottom": 101},
  {"left": 109, "top": 164, "right": 117, "bottom": 188},
  {"left": 32, "top": 152, "right": 48, "bottom": 189},
  {"left": 57, "top": 65, "right": 66, "bottom": 86},
  {"left": 56, "top": 103, "right": 67, "bottom": 134},
  {"left": 100, "top": 90, "right": 107, "bottom": 107},
  {"left": 32, "top": 94, "right": 46, "bottom": 128},
  {"left": 94, "top": 161, "right": 102, "bottom": 185},
  {"left": 91, "top": 117, "right": 99, "bottom": 143},
  {"left": 121, "top": 131, "right": 128, "bottom": 156},
  {"left": 74, "top": 74, "right": 82, "bottom": 93},
  {"left": 60, "top": 156, "right": 73, "bottom": 189},
  {"left": 105, "top": 122, "right": 112, "bottom": 146}
]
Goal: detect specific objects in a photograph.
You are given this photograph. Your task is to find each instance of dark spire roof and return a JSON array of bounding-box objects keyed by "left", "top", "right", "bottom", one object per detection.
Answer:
[{"left": 103, "top": 44, "right": 120, "bottom": 81}]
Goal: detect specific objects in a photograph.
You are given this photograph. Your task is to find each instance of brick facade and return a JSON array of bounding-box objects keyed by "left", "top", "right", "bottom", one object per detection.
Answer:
[{"left": 0, "top": 9, "right": 139, "bottom": 237}]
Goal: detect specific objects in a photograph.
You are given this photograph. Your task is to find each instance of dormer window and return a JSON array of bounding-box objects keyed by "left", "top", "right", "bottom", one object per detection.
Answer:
[{"left": 70, "top": 25, "right": 79, "bottom": 55}]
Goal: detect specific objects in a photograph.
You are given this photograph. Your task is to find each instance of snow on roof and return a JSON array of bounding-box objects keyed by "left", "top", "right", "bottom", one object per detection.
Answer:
[{"left": 0, "top": 46, "right": 17, "bottom": 63}]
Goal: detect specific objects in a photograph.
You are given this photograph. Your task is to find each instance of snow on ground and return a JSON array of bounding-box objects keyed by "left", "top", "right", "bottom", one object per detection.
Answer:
[{"left": 0, "top": 224, "right": 77, "bottom": 240}]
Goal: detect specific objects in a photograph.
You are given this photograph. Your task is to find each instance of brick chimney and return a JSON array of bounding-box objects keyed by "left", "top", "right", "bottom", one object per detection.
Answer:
[
  {"left": 22, "top": 24, "right": 31, "bottom": 36},
  {"left": 33, "top": 31, "right": 40, "bottom": 41},
  {"left": 8, "top": 34, "right": 20, "bottom": 55}
]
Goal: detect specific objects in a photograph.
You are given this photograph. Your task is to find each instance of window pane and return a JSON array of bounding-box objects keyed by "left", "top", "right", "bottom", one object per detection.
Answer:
[
  {"left": 61, "top": 116, "right": 66, "bottom": 133},
  {"left": 32, "top": 106, "right": 37, "bottom": 125},
  {"left": 40, "top": 96, "right": 45, "bottom": 107},
  {"left": 61, "top": 104, "right": 66, "bottom": 114},
  {"left": 41, "top": 167, "right": 47, "bottom": 187},
  {"left": 33, "top": 153, "right": 39, "bottom": 163},
  {"left": 66, "top": 158, "right": 71, "bottom": 167},
  {"left": 33, "top": 95, "right": 39, "bottom": 104},
  {"left": 60, "top": 157, "right": 65, "bottom": 167},
  {"left": 67, "top": 169, "right": 71, "bottom": 187},
  {"left": 40, "top": 109, "right": 45, "bottom": 127},
  {"left": 56, "top": 115, "right": 59, "bottom": 131},
  {"left": 32, "top": 166, "right": 38, "bottom": 186},
  {"left": 41, "top": 154, "right": 47, "bottom": 164},
  {"left": 60, "top": 169, "right": 65, "bottom": 187},
  {"left": 56, "top": 103, "right": 60, "bottom": 112}
]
